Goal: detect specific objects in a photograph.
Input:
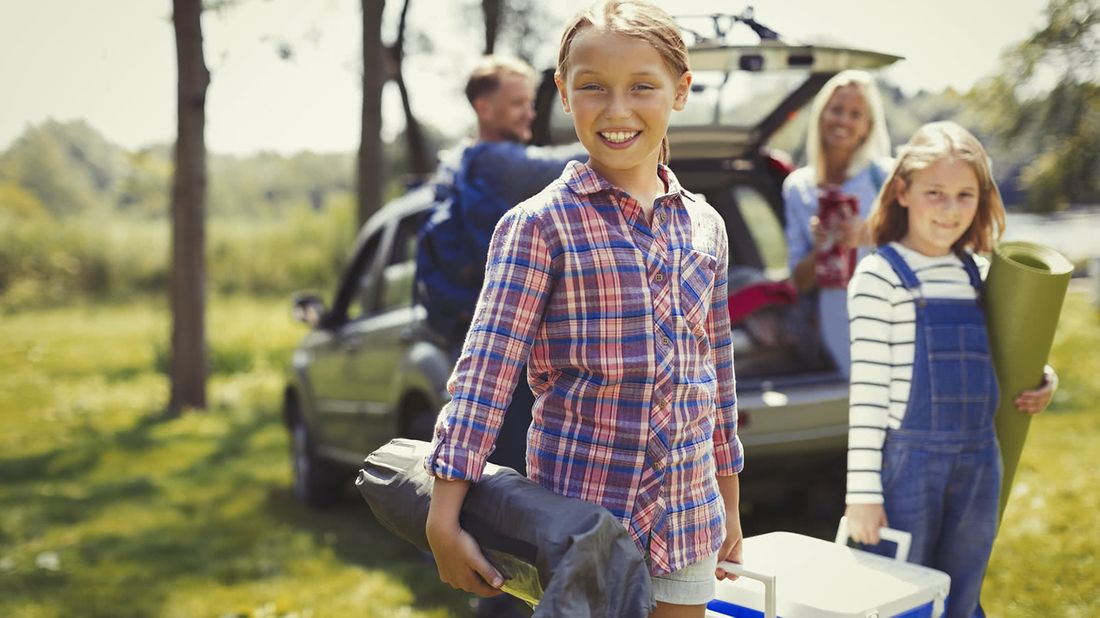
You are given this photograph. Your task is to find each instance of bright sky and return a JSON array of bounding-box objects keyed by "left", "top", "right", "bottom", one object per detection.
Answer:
[{"left": 0, "top": 0, "right": 1048, "bottom": 155}]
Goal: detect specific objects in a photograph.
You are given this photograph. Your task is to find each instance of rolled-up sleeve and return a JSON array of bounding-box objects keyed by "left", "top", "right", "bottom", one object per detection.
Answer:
[
  {"left": 427, "top": 207, "right": 556, "bottom": 481},
  {"left": 708, "top": 222, "right": 744, "bottom": 475}
]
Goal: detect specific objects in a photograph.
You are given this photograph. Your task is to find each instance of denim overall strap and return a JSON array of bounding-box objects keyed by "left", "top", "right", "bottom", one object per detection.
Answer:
[
  {"left": 957, "top": 250, "right": 983, "bottom": 292},
  {"left": 876, "top": 245, "right": 925, "bottom": 307}
]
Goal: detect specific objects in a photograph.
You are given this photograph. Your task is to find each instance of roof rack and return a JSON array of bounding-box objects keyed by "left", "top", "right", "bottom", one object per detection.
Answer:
[{"left": 675, "top": 7, "right": 781, "bottom": 46}]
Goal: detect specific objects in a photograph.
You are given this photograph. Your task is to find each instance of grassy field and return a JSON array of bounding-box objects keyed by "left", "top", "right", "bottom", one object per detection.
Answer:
[
  {"left": 1, "top": 293, "right": 1097, "bottom": 617},
  {"left": 0, "top": 296, "right": 470, "bottom": 618}
]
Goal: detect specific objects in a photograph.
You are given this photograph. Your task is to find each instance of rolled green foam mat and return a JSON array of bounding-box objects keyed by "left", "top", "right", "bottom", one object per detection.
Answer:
[{"left": 984, "top": 241, "right": 1073, "bottom": 523}]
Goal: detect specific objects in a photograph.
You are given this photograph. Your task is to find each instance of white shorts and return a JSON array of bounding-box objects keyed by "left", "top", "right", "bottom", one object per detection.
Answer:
[{"left": 650, "top": 552, "right": 719, "bottom": 606}]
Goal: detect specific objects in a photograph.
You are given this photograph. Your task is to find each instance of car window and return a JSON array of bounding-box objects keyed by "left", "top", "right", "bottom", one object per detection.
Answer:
[
  {"left": 345, "top": 230, "right": 384, "bottom": 322},
  {"left": 375, "top": 212, "right": 427, "bottom": 314},
  {"left": 675, "top": 70, "right": 809, "bottom": 129},
  {"left": 734, "top": 185, "right": 789, "bottom": 280}
]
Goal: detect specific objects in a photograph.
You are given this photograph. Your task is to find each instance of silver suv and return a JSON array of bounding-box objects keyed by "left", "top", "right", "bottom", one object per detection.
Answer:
[{"left": 284, "top": 33, "right": 900, "bottom": 506}]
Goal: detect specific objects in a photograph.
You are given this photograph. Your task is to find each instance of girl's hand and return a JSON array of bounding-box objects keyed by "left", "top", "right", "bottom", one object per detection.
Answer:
[
  {"left": 845, "top": 503, "right": 888, "bottom": 545},
  {"left": 715, "top": 474, "right": 742, "bottom": 581},
  {"left": 1014, "top": 365, "right": 1058, "bottom": 416},
  {"left": 715, "top": 513, "right": 743, "bottom": 581},
  {"left": 425, "top": 478, "right": 503, "bottom": 597},
  {"left": 425, "top": 517, "right": 504, "bottom": 597}
]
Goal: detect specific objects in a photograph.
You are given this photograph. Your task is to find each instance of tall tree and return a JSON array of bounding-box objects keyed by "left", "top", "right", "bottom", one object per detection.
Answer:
[
  {"left": 494, "top": 0, "right": 552, "bottom": 66},
  {"left": 970, "top": 0, "right": 1099, "bottom": 212},
  {"left": 482, "top": 0, "right": 502, "bottom": 54},
  {"left": 390, "top": 0, "right": 433, "bottom": 180},
  {"left": 169, "top": 0, "right": 209, "bottom": 414},
  {"left": 358, "top": 0, "right": 386, "bottom": 227}
]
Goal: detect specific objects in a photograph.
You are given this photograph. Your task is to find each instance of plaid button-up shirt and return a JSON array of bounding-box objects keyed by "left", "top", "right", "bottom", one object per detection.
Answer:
[{"left": 427, "top": 160, "right": 743, "bottom": 575}]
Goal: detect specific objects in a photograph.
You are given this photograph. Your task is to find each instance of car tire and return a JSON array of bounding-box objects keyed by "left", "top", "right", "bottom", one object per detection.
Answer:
[
  {"left": 404, "top": 405, "right": 437, "bottom": 442},
  {"left": 290, "top": 414, "right": 343, "bottom": 508}
]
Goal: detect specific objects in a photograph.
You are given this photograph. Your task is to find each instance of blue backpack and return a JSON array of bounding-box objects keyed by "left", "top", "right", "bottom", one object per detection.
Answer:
[{"left": 415, "top": 144, "right": 515, "bottom": 345}]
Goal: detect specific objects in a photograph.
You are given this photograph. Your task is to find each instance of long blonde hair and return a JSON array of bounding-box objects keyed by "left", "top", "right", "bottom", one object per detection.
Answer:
[
  {"left": 868, "top": 121, "right": 1005, "bottom": 254},
  {"left": 556, "top": 0, "right": 688, "bottom": 165},
  {"left": 805, "top": 70, "right": 891, "bottom": 185}
]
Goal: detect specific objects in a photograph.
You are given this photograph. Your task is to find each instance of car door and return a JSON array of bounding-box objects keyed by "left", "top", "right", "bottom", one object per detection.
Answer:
[
  {"left": 343, "top": 209, "right": 429, "bottom": 455},
  {"left": 303, "top": 225, "right": 388, "bottom": 460}
]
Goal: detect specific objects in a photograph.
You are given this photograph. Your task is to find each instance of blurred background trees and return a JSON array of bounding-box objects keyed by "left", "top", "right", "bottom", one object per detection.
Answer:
[{"left": 969, "top": 0, "right": 1098, "bottom": 213}]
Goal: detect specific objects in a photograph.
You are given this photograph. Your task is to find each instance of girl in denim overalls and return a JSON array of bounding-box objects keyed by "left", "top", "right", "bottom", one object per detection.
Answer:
[{"left": 843, "top": 122, "right": 1057, "bottom": 618}]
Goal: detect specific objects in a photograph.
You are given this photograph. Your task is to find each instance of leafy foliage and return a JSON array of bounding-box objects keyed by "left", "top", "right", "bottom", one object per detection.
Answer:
[
  {"left": 0, "top": 120, "right": 424, "bottom": 220},
  {"left": 968, "top": 0, "right": 1100, "bottom": 212},
  {"left": 0, "top": 119, "right": 126, "bottom": 216}
]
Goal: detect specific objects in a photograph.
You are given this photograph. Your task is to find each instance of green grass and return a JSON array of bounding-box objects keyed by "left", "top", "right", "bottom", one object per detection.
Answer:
[
  {"left": 1, "top": 292, "right": 1097, "bottom": 616},
  {"left": 0, "top": 296, "right": 471, "bottom": 618}
]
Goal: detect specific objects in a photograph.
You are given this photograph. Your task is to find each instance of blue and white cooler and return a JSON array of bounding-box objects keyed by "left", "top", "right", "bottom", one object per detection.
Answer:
[{"left": 707, "top": 521, "right": 951, "bottom": 618}]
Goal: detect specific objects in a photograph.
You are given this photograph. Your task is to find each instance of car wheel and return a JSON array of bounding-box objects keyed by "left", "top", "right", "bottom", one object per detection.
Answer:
[
  {"left": 404, "top": 406, "right": 437, "bottom": 442},
  {"left": 290, "top": 415, "right": 343, "bottom": 507}
]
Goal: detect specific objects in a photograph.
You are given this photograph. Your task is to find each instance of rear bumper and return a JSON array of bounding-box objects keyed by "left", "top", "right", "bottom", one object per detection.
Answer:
[{"left": 735, "top": 375, "right": 849, "bottom": 461}]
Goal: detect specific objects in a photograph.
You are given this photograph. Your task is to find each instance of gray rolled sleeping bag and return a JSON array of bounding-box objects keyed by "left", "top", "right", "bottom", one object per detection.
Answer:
[{"left": 356, "top": 438, "right": 655, "bottom": 617}]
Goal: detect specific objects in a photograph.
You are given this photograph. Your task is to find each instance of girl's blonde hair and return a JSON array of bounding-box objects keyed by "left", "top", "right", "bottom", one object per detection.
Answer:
[
  {"left": 869, "top": 121, "right": 1005, "bottom": 254},
  {"left": 806, "top": 70, "right": 891, "bottom": 185},
  {"left": 556, "top": 0, "right": 688, "bottom": 165}
]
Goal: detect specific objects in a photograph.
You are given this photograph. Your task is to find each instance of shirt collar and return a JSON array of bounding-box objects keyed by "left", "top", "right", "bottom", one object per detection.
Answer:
[{"left": 562, "top": 160, "right": 696, "bottom": 204}]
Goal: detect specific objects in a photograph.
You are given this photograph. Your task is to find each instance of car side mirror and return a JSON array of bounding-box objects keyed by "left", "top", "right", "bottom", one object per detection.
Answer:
[{"left": 292, "top": 292, "right": 327, "bottom": 328}]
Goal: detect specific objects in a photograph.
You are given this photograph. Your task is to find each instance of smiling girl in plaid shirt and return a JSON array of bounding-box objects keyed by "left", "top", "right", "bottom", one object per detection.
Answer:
[{"left": 425, "top": 3, "right": 743, "bottom": 614}]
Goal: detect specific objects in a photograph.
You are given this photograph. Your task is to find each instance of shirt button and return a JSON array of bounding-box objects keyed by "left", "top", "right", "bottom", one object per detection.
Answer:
[
  {"left": 654, "top": 272, "right": 665, "bottom": 282},
  {"left": 658, "top": 212, "right": 668, "bottom": 224},
  {"left": 661, "top": 336, "right": 671, "bottom": 348}
]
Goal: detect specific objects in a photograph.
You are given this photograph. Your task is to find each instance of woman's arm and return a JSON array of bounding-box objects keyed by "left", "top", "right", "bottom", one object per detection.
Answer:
[
  {"left": 792, "top": 219, "right": 824, "bottom": 293},
  {"left": 784, "top": 173, "right": 820, "bottom": 293}
]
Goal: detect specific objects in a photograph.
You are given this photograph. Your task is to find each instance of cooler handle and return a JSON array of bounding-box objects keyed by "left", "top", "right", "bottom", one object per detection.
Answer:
[
  {"left": 715, "top": 561, "right": 777, "bottom": 618},
  {"left": 835, "top": 516, "right": 912, "bottom": 562}
]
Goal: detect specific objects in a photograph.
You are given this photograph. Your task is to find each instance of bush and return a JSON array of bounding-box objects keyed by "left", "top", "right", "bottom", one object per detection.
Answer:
[{"left": 0, "top": 194, "right": 358, "bottom": 313}]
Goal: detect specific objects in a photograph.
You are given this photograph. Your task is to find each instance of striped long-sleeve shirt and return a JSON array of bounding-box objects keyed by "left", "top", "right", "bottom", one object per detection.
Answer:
[
  {"left": 845, "top": 242, "right": 989, "bottom": 504},
  {"left": 427, "top": 161, "right": 743, "bottom": 576}
]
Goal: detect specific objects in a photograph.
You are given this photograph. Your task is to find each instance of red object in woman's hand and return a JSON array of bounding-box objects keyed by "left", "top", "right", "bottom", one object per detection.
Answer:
[{"left": 815, "top": 185, "right": 859, "bottom": 288}]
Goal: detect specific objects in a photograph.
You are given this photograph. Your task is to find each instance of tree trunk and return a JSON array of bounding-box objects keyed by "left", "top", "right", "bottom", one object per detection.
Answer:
[
  {"left": 358, "top": 0, "right": 386, "bottom": 227},
  {"left": 482, "top": 0, "right": 502, "bottom": 55},
  {"left": 393, "top": 0, "right": 432, "bottom": 179},
  {"left": 169, "top": 0, "right": 209, "bottom": 415}
]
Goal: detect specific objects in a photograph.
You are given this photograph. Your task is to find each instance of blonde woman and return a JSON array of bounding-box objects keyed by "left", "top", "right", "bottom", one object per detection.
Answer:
[{"left": 783, "top": 70, "right": 893, "bottom": 377}]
